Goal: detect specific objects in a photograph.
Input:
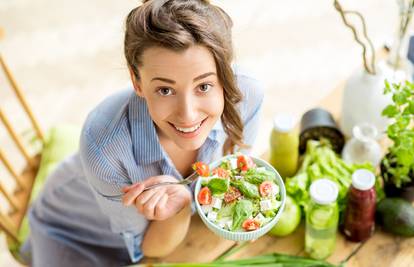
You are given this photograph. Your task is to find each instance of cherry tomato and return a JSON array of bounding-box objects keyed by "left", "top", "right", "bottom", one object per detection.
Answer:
[
  {"left": 212, "top": 167, "right": 229, "bottom": 178},
  {"left": 242, "top": 218, "right": 261, "bottom": 231},
  {"left": 198, "top": 187, "right": 212, "bottom": 205},
  {"left": 237, "top": 155, "right": 255, "bottom": 171},
  {"left": 192, "top": 162, "right": 210, "bottom": 177},
  {"left": 224, "top": 186, "right": 241, "bottom": 203},
  {"left": 259, "top": 181, "right": 274, "bottom": 197}
]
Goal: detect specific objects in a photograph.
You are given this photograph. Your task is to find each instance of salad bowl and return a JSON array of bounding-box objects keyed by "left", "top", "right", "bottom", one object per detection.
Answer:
[{"left": 194, "top": 154, "right": 286, "bottom": 241}]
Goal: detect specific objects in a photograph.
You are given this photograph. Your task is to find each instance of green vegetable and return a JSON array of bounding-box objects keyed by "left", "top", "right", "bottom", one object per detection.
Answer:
[
  {"left": 133, "top": 253, "right": 339, "bottom": 266},
  {"left": 208, "top": 178, "right": 230, "bottom": 195},
  {"left": 381, "top": 80, "right": 414, "bottom": 188},
  {"left": 217, "top": 202, "right": 235, "bottom": 220},
  {"left": 230, "top": 180, "right": 260, "bottom": 199},
  {"left": 244, "top": 167, "right": 276, "bottom": 184},
  {"left": 286, "top": 139, "right": 384, "bottom": 217},
  {"left": 232, "top": 199, "right": 253, "bottom": 231}
]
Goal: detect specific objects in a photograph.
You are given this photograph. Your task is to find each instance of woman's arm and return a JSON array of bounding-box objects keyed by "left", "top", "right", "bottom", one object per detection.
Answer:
[
  {"left": 141, "top": 202, "right": 191, "bottom": 257},
  {"left": 122, "top": 175, "right": 193, "bottom": 258}
]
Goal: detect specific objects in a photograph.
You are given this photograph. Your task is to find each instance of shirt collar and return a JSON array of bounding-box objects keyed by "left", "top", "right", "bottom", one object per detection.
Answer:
[{"left": 128, "top": 93, "right": 226, "bottom": 165}]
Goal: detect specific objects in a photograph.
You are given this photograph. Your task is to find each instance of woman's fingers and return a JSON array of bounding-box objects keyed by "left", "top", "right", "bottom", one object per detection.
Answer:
[
  {"left": 122, "top": 182, "right": 141, "bottom": 193},
  {"left": 155, "top": 194, "right": 168, "bottom": 220},
  {"left": 142, "top": 190, "right": 165, "bottom": 220},
  {"left": 122, "top": 183, "right": 145, "bottom": 206}
]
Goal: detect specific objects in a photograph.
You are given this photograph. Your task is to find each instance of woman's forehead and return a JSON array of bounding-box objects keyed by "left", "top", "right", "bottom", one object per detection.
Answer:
[{"left": 140, "top": 45, "right": 217, "bottom": 79}]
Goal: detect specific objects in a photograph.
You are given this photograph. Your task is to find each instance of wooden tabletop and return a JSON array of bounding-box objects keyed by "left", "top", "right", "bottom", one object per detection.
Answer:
[{"left": 141, "top": 82, "right": 414, "bottom": 267}]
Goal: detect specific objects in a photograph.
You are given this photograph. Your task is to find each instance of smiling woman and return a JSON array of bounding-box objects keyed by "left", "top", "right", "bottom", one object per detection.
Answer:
[
  {"left": 19, "top": 0, "right": 264, "bottom": 266},
  {"left": 131, "top": 45, "right": 224, "bottom": 152}
]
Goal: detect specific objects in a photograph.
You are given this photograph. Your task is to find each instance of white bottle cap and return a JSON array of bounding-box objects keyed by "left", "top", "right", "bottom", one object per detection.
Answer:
[
  {"left": 310, "top": 179, "right": 338, "bottom": 205},
  {"left": 352, "top": 169, "right": 375, "bottom": 191},
  {"left": 273, "top": 114, "right": 296, "bottom": 133}
]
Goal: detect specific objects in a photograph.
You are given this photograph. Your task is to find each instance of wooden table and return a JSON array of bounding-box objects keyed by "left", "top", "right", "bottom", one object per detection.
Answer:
[{"left": 140, "top": 83, "right": 414, "bottom": 267}]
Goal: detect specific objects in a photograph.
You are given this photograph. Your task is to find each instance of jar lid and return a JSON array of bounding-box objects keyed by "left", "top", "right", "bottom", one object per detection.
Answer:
[
  {"left": 273, "top": 114, "right": 296, "bottom": 132},
  {"left": 310, "top": 179, "right": 338, "bottom": 205},
  {"left": 352, "top": 169, "right": 375, "bottom": 191}
]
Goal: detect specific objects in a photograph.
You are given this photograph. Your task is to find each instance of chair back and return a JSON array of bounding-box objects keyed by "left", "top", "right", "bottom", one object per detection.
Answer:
[{"left": 0, "top": 52, "right": 44, "bottom": 245}]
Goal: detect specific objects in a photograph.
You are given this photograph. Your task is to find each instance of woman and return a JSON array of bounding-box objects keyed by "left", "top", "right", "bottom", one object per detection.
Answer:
[{"left": 21, "top": 0, "right": 264, "bottom": 266}]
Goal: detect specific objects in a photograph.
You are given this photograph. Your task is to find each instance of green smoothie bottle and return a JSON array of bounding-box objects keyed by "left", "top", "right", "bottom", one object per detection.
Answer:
[
  {"left": 305, "top": 179, "right": 339, "bottom": 260},
  {"left": 269, "top": 114, "right": 299, "bottom": 179}
]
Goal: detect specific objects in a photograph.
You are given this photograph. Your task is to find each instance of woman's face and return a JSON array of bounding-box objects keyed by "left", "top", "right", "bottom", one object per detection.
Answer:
[{"left": 131, "top": 45, "right": 224, "bottom": 151}]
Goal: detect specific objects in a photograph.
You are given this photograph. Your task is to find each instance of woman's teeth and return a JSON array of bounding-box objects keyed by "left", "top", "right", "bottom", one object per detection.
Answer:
[{"left": 174, "top": 122, "right": 202, "bottom": 133}]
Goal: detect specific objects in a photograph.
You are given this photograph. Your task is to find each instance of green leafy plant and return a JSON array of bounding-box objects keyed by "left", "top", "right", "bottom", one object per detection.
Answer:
[{"left": 381, "top": 80, "right": 414, "bottom": 188}]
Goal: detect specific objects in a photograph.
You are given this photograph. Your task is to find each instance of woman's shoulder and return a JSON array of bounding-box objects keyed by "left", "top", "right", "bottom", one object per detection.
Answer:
[{"left": 81, "top": 88, "right": 135, "bottom": 147}]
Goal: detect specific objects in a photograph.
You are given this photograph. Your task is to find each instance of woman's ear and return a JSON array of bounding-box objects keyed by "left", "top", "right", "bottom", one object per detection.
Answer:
[{"left": 129, "top": 67, "right": 144, "bottom": 97}]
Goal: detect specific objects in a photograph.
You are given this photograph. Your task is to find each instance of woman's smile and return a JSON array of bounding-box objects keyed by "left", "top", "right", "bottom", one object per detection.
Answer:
[{"left": 168, "top": 117, "right": 208, "bottom": 138}]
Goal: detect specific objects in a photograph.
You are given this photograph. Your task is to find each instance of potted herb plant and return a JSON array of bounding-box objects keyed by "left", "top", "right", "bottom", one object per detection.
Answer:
[
  {"left": 380, "top": 80, "right": 414, "bottom": 202},
  {"left": 333, "top": 0, "right": 413, "bottom": 138}
]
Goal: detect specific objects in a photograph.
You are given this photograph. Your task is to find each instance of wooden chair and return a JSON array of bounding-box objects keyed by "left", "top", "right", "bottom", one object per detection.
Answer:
[{"left": 0, "top": 51, "right": 44, "bottom": 260}]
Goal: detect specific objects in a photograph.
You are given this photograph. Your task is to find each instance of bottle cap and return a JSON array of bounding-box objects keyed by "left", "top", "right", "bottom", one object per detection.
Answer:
[
  {"left": 310, "top": 179, "right": 338, "bottom": 205},
  {"left": 273, "top": 114, "right": 296, "bottom": 133},
  {"left": 352, "top": 169, "right": 375, "bottom": 191}
]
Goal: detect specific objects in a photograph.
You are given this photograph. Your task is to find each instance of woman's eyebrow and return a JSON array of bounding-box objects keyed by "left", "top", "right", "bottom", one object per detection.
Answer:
[
  {"left": 150, "top": 72, "right": 216, "bottom": 84},
  {"left": 193, "top": 72, "right": 216, "bottom": 81}
]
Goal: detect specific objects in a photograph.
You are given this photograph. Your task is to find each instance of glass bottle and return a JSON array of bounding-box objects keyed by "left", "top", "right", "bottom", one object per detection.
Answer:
[
  {"left": 342, "top": 123, "right": 382, "bottom": 167},
  {"left": 269, "top": 114, "right": 299, "bottom": 179},
  {"left": 305, "top": 179, "right": 339, "bottom": 260},
  {"left": 343, "top": 169, "right": 376, "bottom": 242}
]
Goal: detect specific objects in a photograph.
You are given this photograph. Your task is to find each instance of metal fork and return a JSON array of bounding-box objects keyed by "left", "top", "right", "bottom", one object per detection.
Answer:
[{"left": 96, "top": 171, "right": 199, "bottom": 201}]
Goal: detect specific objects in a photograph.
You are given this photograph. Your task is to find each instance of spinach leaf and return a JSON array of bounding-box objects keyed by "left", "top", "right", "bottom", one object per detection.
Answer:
[
  {"left": 208, "top": 178, "right": 229, "bottom": 195},
  {"left": 217, "top": 202, "right": 235, "bottom": 220},
  {"left": 232, "top": 199, "right": 253, "bottom": 230},
  {"left": 231, "top": 180, "right": 260, "bottom": 199},
  {"left": 244, "top": 168, "right": 276, "bottom": 184}
]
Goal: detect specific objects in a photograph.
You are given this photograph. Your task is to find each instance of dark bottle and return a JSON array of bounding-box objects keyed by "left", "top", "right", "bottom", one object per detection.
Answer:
[{"left": 343, "top": 169, "right": 376, "bottom": 242}]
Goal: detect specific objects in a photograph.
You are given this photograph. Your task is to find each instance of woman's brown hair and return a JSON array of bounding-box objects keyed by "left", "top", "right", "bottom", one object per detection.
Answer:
[{"left": 124, "top": 0, "right": 246, "bottom": 154}]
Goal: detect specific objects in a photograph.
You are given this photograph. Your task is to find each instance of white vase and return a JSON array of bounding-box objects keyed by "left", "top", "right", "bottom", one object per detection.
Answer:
[{"left": 340, "top": 61, "right": 409, "bottom": 138}]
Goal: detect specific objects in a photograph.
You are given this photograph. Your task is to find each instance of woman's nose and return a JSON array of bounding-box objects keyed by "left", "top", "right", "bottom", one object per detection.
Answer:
[{"left": 176, "top": 94, "right": 199, "bottom": 122}]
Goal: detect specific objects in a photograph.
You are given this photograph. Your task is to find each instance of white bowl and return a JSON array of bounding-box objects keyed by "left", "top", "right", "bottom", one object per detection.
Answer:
[{"left": 194, "top": 155, "right": 286, "bottom": 241}]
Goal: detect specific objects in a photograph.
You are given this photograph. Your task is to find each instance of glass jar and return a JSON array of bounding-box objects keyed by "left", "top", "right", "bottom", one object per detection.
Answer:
[
  {"left": 343, "top": 169, "right": 376, "bottom": 242},
  {"left": 269, "top": 114, "right": 299, "bottom": 179},
  {"left": 305, "top": 179, "right": 339, "bottom": 260},
  {"left": 342, "top": 123, "right": 382, "bottom": 167}
]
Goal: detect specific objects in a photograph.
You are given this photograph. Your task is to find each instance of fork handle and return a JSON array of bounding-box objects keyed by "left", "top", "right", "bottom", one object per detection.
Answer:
[{"left": 143, "top": 181, "right": 179, "bottom": 191}]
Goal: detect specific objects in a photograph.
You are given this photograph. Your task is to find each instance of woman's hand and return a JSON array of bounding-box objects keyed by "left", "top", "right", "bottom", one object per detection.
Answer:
[{"left": 122, "top": 175, "right": 192, "bottom": 221}]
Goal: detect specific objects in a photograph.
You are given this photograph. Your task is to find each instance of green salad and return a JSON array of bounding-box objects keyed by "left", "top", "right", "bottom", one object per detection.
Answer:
[{"left": 197, "top": 154, "right": 282, "bottom": 232}]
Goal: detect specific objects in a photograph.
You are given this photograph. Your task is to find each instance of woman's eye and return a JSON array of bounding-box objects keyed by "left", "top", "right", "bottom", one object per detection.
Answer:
[
  {"left": 199, "top": 84, "right": 212, "bottom": 93},
  {"left": 157, "top": 87, "right": 173, "bottom": 96}
]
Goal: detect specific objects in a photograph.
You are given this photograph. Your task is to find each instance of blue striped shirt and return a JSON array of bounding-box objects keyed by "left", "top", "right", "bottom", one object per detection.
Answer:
[{"left": 29, "top": 67, "right": 264, "bottom": 264}]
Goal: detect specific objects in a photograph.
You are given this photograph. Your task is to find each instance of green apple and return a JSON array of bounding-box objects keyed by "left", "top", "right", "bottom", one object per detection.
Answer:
[{"left": 268, "top": 195, "right": 301, "bottom": 237}]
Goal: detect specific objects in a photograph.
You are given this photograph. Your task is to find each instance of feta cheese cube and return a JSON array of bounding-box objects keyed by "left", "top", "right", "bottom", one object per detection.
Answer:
[
  {"left": 225, "top": 220, "right": 233, "bottom": 230},
  {"left": 201, "top": 204, "right": 212, "bottom": 214},
  {"left": 271, "top": 184, "right": 280, "bottom": 196},
  {"left": 260, "top": 199, "right": 273, "bottom": 212},
  {"left": 217, "top": 217, "right": 232, "bottom": 228},
  {"left": 207, "top": 211, "right": 218, "bottom": 222},
  {"left": 211, "top": 197, "right": 223, "bottom": 209},
  {"left": 230, "top": 158, "right": 238, "bottom": 169},
  {"left": 254, "top": 213, "right": 266, "bottom": 224}
]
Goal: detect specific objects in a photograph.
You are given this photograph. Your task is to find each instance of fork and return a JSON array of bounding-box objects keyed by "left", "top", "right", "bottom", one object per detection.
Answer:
[{"left": 96, "top": 171, "right": 200, "bottom": 201}]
